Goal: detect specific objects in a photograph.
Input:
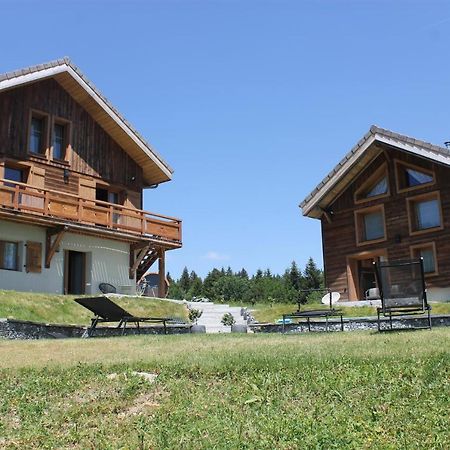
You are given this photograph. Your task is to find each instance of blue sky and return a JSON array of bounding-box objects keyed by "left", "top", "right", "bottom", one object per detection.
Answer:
[{"left": 2, "top": 0, "right": 450, "bottom": 278}]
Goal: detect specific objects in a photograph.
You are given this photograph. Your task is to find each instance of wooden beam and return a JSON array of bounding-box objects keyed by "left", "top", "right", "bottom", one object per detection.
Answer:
[
  {"left": 158, "top": 248, "right": 166, "bottom": 298},
  {"left": 129, "top": 244, "right": 150, "bottom": 279},
  {"left": 45, "top": 226, "right": 68, "bottom": 268}
]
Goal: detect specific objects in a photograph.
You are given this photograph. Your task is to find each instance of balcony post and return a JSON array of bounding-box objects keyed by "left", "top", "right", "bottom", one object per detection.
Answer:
[{"left": 158, "top": 248, "right": 166, "bottom": 298}]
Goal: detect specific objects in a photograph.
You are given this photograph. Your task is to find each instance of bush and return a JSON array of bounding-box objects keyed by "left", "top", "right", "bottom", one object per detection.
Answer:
[
  {"left": 188, "top": 308, "right": 203, "bottom": 324},
  {"left": 221, "top": 313, "right": 235, "bottom": 326}
]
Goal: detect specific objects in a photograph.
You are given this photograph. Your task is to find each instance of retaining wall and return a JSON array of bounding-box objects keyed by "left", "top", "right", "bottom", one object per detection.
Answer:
[{"left": 0, "top": 318, "right": 190, "bottom": 340}]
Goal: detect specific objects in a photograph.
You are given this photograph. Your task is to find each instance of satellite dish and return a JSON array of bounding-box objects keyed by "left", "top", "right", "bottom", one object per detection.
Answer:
[{"left": 321, "top": 291, "right": 340, "bottom": 305}]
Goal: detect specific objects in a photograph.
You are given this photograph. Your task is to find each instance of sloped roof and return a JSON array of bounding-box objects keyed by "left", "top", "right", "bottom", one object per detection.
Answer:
[
  {"left": 0, "top": 58, "right": 173, "bottom": 186},
  {"left": 300, "top": 125, "right": 450, "bottom": 218}
]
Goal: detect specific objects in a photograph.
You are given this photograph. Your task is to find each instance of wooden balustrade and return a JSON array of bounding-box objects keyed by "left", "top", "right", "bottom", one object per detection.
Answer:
[{"left": 0, "top": 179, "right": 182, "bottom": 244}]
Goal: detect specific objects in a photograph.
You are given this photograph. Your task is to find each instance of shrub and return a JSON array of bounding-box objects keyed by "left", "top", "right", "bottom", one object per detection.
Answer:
[
  {"left": 221, "top": 313, "right": 235, "bottom": 326},
  {"left": 188, "top": 308, "right": 203, "bottom": 324}
]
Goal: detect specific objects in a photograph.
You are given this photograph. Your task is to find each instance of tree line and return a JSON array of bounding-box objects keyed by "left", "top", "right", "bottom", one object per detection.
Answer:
[{"left": 167, "top": 257, "right": 324, "bottom": 304}]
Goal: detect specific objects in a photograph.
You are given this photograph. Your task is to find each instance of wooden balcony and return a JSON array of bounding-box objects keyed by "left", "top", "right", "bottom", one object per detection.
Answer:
[{"left": 0, "top": 179, "right": 182, "bottom": 247}]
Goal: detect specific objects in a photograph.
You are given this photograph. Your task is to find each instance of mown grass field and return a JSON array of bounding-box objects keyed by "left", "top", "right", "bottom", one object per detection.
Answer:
[
  {"left": 0, "top": 290, "right": 188, "bottom": 325},
  {"left": 0, "top": 331, "right": 449, "bottom": 449},
  {"left": 250, "top": 301, "right": 450, "bottom": 323}
]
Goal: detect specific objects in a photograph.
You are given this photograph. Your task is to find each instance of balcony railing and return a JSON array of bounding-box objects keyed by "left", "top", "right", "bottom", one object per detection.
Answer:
[{"left": 0, "top": 179, "right": 182, "bottom": 245}]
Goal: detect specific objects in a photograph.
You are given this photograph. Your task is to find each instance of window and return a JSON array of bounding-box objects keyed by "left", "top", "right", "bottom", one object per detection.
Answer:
[
  {"left": 28, "top": 112, "right": 48, "bottom": 155},
  {"left": 0, "top": 241, "right": 19, "bottom": 271},
  {"left": 354, "top": 163, "right": 389, "bottom": 203},
  {"left": 4, "top": 166, "right": 24, "bottom": 187},
  {"left": 355, "top": 206, "right": 386, "bottom": 245},
  {"left": 53, "top": 123, "right": 65, "bottom": 160},
  {"left": 410, "top": 243, "right": 438, "bottom": 276},
  {"left": 407, "top": 192, "right": 443, "bottom": 235},
  {"left": 395, "top": 160, "right": 435, "bottom": 193},
  {"left": 51, "top": 119, "right": 70, "bottom": 161}
]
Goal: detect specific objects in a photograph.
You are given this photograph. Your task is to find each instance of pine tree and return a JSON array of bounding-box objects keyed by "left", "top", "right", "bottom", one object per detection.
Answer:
[
  {"left": 179, "top": 267, "right": 191, "bottom": 293},
  {"left": 226, "top": 266, "right": 233, "bottom": 277},
  {"left": 287, "top": 261, "right": 302, "bottom": 291},
  {"left": 303, "top": 257, "right": 324, "bottom": 290},
  {"left": 238, "top": 268, "right": 249, "bottom": 279}
]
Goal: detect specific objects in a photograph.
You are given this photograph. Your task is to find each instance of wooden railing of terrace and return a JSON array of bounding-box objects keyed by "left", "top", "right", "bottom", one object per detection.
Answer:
[{"left": 0, "top": 179, "right": 182, "bottom": 246}]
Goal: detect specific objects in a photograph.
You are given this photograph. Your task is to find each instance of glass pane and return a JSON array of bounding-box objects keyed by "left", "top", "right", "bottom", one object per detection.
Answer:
[
  {"left": 366, "top": 177, "right": 387, "bottom": 198},
  {"left": 30, "top": 117, "right": 43, "bottom": 154},
  {"left": 53, "top": 124, "right": 65, "bottom": 159},
  {"left": 364, "top": 211, "right": 384, "bottom": 241},
  {"left": 420, "top": 249, "right": 435, "bottom": 273},
  {"left": 406, "top": 168, "right": 433, "bottom": 187},
  {"left": 2, "top": 242, "right": 18, "bottom": 270},
  {"left": 4, "top": 167, "right": 23, "bottom": 183},
  {"left": 415, "top": 199, "right": 440, "bottom": 229}
]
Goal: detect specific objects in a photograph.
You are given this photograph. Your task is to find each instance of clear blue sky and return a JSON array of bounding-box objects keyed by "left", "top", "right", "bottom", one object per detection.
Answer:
[{"left": 2, "top": 0, "right": 450, "bottom": 278}]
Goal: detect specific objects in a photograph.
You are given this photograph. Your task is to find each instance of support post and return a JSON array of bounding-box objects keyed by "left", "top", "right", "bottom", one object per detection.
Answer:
[
  {"left": 129, "top": 242, "right": 150, "bottom": 279},
  {"left": 158, "top": 248, "right": 166, "bottom": 298},
  {"left": 45, "top": 226, "right": 68, "bottom": 268}
]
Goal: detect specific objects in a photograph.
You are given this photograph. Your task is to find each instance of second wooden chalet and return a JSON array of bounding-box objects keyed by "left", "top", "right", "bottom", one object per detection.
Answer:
[
  {"left": 0, "top": 58, "right": 181, "bottom": 296},
  {"left": 301, "top": 126, "right": 450, "bottom": 302}
]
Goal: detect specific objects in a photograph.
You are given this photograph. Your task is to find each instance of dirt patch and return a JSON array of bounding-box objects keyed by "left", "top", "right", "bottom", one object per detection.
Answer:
[{"left": 118, "top": 387, "right": 167, "bottom": 419}]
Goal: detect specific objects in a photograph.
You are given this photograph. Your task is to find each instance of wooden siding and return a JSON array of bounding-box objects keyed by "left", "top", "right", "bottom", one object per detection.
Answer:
[
  {"left": 0, "top": 78, "right": 144, "bottom": 191},
  {"left": 322, "top": 146, "right": 450, "bottom": 300}
]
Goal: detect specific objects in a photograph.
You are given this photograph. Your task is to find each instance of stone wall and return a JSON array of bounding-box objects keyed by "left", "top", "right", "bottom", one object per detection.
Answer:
[{"left": 0, "top": 318, "right": 190, "bottom": 340}]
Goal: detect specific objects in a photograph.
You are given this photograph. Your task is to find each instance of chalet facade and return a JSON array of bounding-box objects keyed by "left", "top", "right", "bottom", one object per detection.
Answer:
[
  {"left": 0, "top": 58, "right": 181, "bottom": 296},
  {"left": 301, "top": 126, "right": 450, "bottom": 302}
]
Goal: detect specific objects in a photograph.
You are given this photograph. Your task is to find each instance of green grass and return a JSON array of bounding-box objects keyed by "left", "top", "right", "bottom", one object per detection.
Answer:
[
  {"left": 0, "top": 331, "right": 449, "bottom": 448},
  {"left": 0, "top": 290, "right": 188, "bottom": 325},
  {"left": 251, "top": 301, "right": 450, "bottom": 323}
]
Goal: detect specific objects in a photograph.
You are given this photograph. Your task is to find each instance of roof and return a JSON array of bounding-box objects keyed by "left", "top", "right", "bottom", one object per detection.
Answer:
[
  {"left": 0, "top": 58, "right": 173, "bottom": 186},
  {"left": 300, "top": 125, "right": 450, "bottom": 218}
]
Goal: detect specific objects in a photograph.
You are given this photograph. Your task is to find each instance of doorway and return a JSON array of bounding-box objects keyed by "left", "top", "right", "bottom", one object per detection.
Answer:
[
  {"left": 65, "top": 251, "right": 86, "bottom": 295},
  {"left": 346, "top": 249, "right": 387, "bottom": 301}
]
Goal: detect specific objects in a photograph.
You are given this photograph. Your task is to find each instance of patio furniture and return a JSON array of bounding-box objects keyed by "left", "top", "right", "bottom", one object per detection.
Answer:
[
  {"left": 373, "top": 258, "right": 432, "bottom": 331},
  {"left": 74, "top": 296, "right": 173, "bottom": 336},
  {"left": 283, "top": 288, "right": 344, "bottom": 333}
]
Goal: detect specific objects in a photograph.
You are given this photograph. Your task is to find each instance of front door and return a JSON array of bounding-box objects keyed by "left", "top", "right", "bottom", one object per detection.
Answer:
[
  {"left": 346, "top": 250, "right": 387, "bottom": 301},
  {"left": 65, "top": 251, "right": 86, "bottom": 294}
]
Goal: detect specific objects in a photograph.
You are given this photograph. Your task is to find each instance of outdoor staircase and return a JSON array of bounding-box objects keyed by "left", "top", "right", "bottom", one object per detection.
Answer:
[
  {"left": 136, "top": 248, "right": 159, "bottom": 281},
  {"left": 187, "top": 301, "right": 248, "bottom": 333}
]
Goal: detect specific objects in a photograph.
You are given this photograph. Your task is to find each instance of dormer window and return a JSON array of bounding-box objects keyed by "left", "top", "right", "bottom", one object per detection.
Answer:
[
  {"left": 51, "top": 117, "right": 71, "bottom": 161},
  {"left": 354, "top": 163, "right": 389, "bottom": 204},
  {"left": 395, "top": 160, "right": 435, "bottom": 193}
]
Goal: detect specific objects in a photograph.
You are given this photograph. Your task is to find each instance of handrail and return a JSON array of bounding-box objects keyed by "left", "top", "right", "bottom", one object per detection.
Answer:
[{"left": 0, "top": 178, "right": 182, "bottom": 243}]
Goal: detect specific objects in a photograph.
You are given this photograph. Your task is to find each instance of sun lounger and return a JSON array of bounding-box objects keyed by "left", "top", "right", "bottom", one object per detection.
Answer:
[{"left": 74, "top": 296, "right": 172, "bottom": 336}]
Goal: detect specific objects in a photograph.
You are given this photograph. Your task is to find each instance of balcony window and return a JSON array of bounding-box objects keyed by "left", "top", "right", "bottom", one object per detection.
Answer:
[
  {"left": 51, "top": 119, "right": 71, "bottom": 161},
  {"left": 29, "top": 113, "right": 48, "bottom": 155},
  {"left": 4, "top": 167, "right": 24, "bottom": 187},
  {"left": 355, "top": 206, "right": 386, "bottom": 245},
  {"left": 407, "top": 192, "right": 442, "bottom": 235},
  {"left": 0, "top": 241, "right": 19, "bottom": 271}
]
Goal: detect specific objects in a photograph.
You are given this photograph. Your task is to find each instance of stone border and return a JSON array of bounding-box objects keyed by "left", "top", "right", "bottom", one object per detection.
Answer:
[
  {"left": 0, "top": 318, "right": 190, "bottom": 340},
  {"left": 249, "top": 314, "right": 450, "bottom": 333}
]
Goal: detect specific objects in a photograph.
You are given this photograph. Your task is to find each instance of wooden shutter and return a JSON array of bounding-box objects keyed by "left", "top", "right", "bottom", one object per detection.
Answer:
[{"left": 26, "top": 241, "right": 42, "bottom": 273}]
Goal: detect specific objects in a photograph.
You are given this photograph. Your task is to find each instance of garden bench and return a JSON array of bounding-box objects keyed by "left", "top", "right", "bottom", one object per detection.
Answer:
[{"left": 282, "top": 309, "right": 344, "bottom": 333}]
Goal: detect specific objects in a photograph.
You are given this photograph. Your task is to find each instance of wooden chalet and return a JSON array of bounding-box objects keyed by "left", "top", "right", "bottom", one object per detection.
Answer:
[
  {"left": 301, "top": 126, "right": 450, "bottom": 302},
  {"left": 0, "top": 58, "right": 182, "bottom": 296}
]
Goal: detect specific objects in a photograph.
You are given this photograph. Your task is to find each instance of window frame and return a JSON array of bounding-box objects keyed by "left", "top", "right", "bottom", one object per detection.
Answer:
[
  {"left": 0, "top": 240, "right": 20, "bottom": 272},
  {"left": 406, "top": 191, "right": 443, "bottom": 236},
  {"left": 51, "top": 116, "right": 72, "bottom": 163},
  {"left": 410, "top": 241, "right": 438, "bottom": 277},
  {"left": 27, "top": 109, "right": 50, "bottom": 158},
  {"left": 354, "top": 162, "right": 390, "bottom": 204},
  {"left": 354, "top": 205, "right": 387, "bottom": 246},
  {"left": 395, "top": 159, "right": 435, "bottom": 194}
]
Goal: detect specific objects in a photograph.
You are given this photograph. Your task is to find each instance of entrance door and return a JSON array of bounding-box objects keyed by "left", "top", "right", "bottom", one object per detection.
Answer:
[
  {"left": 346, "top": 250, "right": 387, "bottom": 301},
  {"left": 65, "top": 251, "right": 86, "bottom": 294}
]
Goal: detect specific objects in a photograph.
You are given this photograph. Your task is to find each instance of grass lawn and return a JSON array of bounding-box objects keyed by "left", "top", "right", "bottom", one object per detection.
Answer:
[
  {"left": 0, "top": 290, "right": 188, "bottom": 325},
  {"left": 0, "top": 331, "right": 449, "bottom": 448},
  {"left": 251, "top": 301, "right": 450, "bottom": 323}
]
